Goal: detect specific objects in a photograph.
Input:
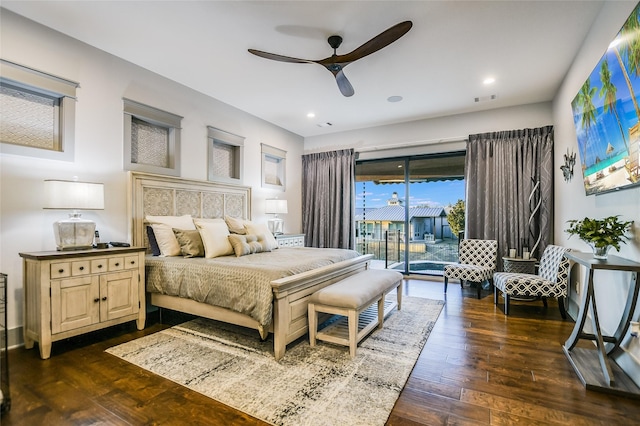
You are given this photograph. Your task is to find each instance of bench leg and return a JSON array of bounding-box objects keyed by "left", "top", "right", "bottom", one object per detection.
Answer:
[
  {"left": 349, "top": 309, "right": 358, "bottom": 358},
  {"left": 397, "top": 280, "right": 403, "bottom": 310},
  {"left": 308, "top": 303, "right": 317, "bottom": 347},
  {"left": 377, "top": 297, "right": 384, "bottom": 330}
]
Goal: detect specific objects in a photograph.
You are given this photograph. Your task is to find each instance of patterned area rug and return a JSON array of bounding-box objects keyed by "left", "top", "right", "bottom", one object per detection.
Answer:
[{"left": 106, "top": 296, "right": 444, "bottom": 426}]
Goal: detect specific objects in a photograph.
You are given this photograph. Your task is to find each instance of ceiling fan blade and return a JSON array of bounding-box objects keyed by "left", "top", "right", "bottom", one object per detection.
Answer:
[
  {"left": 335, "top": 70, "right": 354, "bottom": 97},
  {"left": 338, "top": 21, "right": 412, "bottom": 63},
  {"left": 248, "top": 49, "right": 314, "bottom": 64}
]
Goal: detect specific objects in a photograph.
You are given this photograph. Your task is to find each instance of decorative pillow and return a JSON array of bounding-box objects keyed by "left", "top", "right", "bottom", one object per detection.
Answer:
[
  {"left": 145, "top": 215, "right": 196, "bottom": 256},
  {"left": 228, "top": 234, "right": 270, "bottom": 257},
  {"left": 225, "top": 215, "right": 247, "bottom": 234},
  {"left": 194, "top": 218, "right": 234, "bottom": 258},
  {"left": 173, "top": 228, "right": 205, "bottom": 258},
  {"left": 244, "top": 221, "right": 279, "bottom": 251},
  {"left": 146, "top": 225, "right": 161, "bottom": 256}
]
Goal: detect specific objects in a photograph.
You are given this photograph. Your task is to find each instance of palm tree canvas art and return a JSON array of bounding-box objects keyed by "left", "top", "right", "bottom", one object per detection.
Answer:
[{"left": 571, "top": 3, "right": 640, "bottom": 196}]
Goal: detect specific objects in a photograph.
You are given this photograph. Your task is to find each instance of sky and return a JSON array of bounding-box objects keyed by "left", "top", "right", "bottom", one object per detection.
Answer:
[{"left": 355, "top": 179, "right": 465, "bottom": 210}]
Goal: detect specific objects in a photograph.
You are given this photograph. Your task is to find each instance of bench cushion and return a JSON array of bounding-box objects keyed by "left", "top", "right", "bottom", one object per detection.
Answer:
[{"left": 309, "top": 269, "right": 402, "bottom": 309}]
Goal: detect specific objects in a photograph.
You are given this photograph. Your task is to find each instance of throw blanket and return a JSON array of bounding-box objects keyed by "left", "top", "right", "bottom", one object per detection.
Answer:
[{"left": 146, "top": 247, "right": 360, "bottom": 327}]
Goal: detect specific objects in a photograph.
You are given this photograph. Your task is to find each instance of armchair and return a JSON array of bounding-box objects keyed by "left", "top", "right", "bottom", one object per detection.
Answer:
[
  {"left": 493, "top": 244, "right": 570, "bottom": 318},
  {"left": 444, "top": 239, "right": 498, "bottom": 298}
]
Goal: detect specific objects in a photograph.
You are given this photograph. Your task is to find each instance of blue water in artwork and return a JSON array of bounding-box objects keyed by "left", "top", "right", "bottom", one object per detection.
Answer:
[{"left": 584, "top": 151, "right": 628, "bottom": 176}]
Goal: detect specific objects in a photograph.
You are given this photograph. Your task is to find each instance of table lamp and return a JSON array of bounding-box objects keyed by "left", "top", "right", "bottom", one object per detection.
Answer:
[
  {"left": 44, "top": 179, "right": 104, "bottom": 250},
  {"left": 265, "top": 198, "right": 287, "bottom": 235}
]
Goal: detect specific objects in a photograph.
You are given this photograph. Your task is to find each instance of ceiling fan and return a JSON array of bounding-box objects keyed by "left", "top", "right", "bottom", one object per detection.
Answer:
[{"left": 248, "top": 21, "right": 413, "bottom": 97}]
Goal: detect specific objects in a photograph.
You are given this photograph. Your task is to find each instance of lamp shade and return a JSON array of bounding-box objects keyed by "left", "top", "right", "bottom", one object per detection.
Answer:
[
  {"left": 264, "top": 199, "right": 288, "bottom": 214},
  {"left": 43, "top": 180, "right": 104, "bottom": 210}
]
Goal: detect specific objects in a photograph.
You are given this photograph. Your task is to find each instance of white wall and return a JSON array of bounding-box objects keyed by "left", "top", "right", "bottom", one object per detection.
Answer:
[
  {"left": 552, "top": 1, "right": 640, "bottom": 380},
  {"left": 0, "top": 10, "right": 304, "bottom": 335},
  {"left": 304, "top": 102, "right": 552, "bottom": 156}
]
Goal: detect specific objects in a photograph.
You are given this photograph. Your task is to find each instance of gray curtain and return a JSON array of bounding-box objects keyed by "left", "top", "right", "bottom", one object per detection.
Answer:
[
  {"left": 301, "top": 149, "right": 355, "bottom": 249},
  {"left": 466, "top": 126, "right": 554, "bottom": 269}
]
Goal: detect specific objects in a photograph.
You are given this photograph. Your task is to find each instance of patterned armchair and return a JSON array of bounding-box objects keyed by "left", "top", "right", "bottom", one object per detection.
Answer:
[
  {"left": 493, "top": 245, "right": 570, "bottom": 318},
  {"left": 444, "top": 239, "right": 498, "bottom": 299}
]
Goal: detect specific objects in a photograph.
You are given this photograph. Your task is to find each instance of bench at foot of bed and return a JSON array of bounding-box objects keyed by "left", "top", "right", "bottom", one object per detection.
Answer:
[{"left": 307, "top": 269, "right": 403, "bottom": 358}]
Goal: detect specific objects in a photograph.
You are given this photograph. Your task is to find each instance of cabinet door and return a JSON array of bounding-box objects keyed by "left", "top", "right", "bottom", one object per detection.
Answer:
[
  {"left": 99, "top": 270, "right": 139, "bottom": 322},
  {"left": 51, "top": 276, "right": 100, "bottom": 334}
]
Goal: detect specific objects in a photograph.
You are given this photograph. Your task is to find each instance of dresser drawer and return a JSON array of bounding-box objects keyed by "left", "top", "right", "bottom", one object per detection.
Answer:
[
  {"left": 50, "top": 262, "right": 71, "bottom": 279},
  {"left": 124, "top": 255, "right": 140, "bottom": 270},
  {"left": 71, "top": 260, "right": 91, "bottom": 276},
  {"left": 108, "top": 257, "right": 125, "bottom": 271}
]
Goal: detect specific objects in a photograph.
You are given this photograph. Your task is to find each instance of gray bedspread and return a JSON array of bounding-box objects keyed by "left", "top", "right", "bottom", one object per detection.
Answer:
[{"left": 146, "top": 247, "right": 360, "bottom": 327}]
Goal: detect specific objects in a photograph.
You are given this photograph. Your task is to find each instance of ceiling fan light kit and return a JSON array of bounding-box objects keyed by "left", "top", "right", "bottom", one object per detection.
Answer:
[{"left": 249, "top": 21, "right": 413, "bottom": 97}]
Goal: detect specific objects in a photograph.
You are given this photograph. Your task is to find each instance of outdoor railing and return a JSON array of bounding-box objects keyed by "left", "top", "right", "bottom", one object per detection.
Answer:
[{"left": 356, "top": 230, "right": 460, "bottom": 273}]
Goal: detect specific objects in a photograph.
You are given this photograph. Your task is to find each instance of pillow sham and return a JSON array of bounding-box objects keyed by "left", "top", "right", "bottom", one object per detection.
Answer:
[
  {"left": 228, "top": 234, "right": 271, "bottom": 257},
  {"left": 173, "top": 228, "right": 205, "bottom": 258},
  {"left": 244, "top": 221, "right": 279, "bottom": 251},
  {"left": 145, "top": 215, "right": 196, "bottom": 256},
  {"left": 146, "top": 225, "right": 161, "bottom": 256},
  {"left": 225, "top": 215, "right": 247, "bottom": 234},
  {"left": 194, "top": 218, "right": 234, "bottom": 258}
]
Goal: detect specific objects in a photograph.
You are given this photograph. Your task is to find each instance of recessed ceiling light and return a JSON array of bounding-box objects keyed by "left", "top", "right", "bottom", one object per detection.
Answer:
[
  {"left": 307, "top": 112, "right": 315, "bottom": 118},
  {"left": 483, "top": 77, "right": 496, "bottom": 85},
  {"left": 387, "top": 95, "right": 403, "bottom": 103}
]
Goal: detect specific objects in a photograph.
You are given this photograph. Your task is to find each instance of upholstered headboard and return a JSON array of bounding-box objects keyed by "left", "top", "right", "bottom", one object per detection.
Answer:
[{"left": 128, "top": 172, "right": 251, "bottom": 250}]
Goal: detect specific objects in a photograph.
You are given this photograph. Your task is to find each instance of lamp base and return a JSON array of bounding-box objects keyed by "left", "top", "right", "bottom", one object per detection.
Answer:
[
  {"left": 268, "top": 217, "right": 284, "bottom": 235},
  {"left": 53, "top": 213, "right": 96, "bottom": 251}
]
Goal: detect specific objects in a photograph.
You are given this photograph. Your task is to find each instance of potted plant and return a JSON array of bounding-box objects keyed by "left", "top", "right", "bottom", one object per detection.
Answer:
[{"left": 565, "top": 215, "right": 633, "bottom": 259}]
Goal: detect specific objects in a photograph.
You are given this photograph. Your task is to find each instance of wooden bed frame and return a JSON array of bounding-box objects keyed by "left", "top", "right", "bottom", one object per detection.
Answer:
[{"left": 128, "top": 172, "right": 372, "bottom": 360}]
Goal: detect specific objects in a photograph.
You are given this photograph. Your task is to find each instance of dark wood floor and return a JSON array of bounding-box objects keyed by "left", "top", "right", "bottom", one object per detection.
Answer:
[{"left": 3, "top": 278, "right": 640, "bottom": 425}]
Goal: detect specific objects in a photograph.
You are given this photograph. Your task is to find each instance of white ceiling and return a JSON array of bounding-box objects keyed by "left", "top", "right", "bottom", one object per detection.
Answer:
[{"left": 2, "top": 1, "right": 606, "bottom": 138}]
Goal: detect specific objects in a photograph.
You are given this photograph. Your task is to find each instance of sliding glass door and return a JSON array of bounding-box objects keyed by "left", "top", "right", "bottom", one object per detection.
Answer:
[{"left": 355, "top": 152, "right": 465, "bottom": 275}]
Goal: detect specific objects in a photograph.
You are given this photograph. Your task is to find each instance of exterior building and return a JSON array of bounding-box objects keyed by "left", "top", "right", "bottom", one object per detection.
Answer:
[{"left": 355, "top": 192, "right": 453, "bottom": 242}]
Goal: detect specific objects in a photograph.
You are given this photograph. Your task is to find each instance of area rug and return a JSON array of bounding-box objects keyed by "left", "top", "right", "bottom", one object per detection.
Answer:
[{"left": 106, "top": 296, "right": 444, "bottom": 426}]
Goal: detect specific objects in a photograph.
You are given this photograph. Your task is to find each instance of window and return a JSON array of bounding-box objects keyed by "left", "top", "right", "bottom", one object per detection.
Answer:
[
  {"left": 261, "top": 143, "right": 286, "bottom": 190},
  {"left": 0, "top": 59, "right": 78, "bottom": 161},
  {"left": 123, "top": 98, "right": 182, "bottom": 176},
  {"left": 207, "top": 126, "right": 244, "bottom": 184}
]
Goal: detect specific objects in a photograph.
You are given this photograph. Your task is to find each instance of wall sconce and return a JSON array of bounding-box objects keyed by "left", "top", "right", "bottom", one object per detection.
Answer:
[
  {"left": 43, "top": 179, "right": 104, "bottom": 250},
  {"left": 265, "top": 198, "right": 287, "bottom": 235}
]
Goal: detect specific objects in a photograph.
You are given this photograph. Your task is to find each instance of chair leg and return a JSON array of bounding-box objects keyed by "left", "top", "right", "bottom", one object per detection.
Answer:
[
  {"left": 558, "top": 296, "right": 567, "bottom": 320},
  {"left": 444, "top": 276, "right": 448, "bottom": 293},
  {"left": 504, "top": 294, "right": 510, "bottom": 315},
  {"left": 494, "top": 285, "right": 499, "bottom": 305},
  {"left": 477, "top": 282, "right": 481, "bottom": 299},
  {"left": 542, "top": 297, "right": 548, "bottom": 308}
]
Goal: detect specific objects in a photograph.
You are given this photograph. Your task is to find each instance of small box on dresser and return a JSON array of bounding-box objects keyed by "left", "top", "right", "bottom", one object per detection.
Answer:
[
  {"left": 274, "top": 233, "right": 305, "bottom": 247},
  {"left": 19, "top": 246, "right": 146, "bottom": 359}
]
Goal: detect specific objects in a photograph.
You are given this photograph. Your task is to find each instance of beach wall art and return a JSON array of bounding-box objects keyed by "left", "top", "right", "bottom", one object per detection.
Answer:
[{"left": 571, "top": 3, "right": 640, "bottom": 196}]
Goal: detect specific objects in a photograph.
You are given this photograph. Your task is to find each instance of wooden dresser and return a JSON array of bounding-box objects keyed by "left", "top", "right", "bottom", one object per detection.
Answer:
[{"left": 19, "top": 247, "right": 146, "bottom": 359}]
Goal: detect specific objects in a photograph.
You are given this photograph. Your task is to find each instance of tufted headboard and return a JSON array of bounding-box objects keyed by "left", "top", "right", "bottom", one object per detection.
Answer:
[{"left": 128, "top": 172, "right": 251, "bottom": 251}]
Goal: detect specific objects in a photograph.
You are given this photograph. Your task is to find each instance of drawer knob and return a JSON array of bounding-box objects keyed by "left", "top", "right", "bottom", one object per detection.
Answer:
[
  {"left": 101, "top": 296, "right": 107, "bottom": 301},
  {"left": 130, "top": 261, "right": 135, "bottom": 265},
  {"left": 79, "top": 266, "right": 85, "bottom": 271},
  {"left": 58, "top": 269, "right": 64, "bottom": 274},
  {"left": 97, "top": 264, "right": 103, "bottom": 269},
  {"left": 94, "top": 298, "right": 100, "bottom": 303},
  {"left": 115, "top": 262, "right": 120, "bottom": 267}
]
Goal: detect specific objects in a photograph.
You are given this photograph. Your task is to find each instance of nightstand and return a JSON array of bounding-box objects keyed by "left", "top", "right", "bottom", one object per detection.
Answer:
[
  {"left": 19, "top": 246, "right": 146, "bottom": 359},
  {"left": 275, "top": 233, "right": 305, "bottom": 247}
]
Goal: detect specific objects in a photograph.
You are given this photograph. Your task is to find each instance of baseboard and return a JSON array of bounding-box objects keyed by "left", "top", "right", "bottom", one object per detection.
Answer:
[{"left": 7, "top": 326, "right": 23, "bottom": 349}]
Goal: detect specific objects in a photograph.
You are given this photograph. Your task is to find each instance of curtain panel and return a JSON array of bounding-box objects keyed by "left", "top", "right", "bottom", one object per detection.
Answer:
[
  {"left": 466, "top": 126, "right": 554, "bottom": 267},
  {"left": 301, "top": 149, "right": 355, "bottom": 249}
]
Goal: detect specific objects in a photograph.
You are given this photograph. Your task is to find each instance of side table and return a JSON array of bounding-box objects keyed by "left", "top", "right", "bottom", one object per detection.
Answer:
[
  {"left": 563, "top": 251, "right": 640, "bottom": 397},
  {"left": 502, "top": 257, "right": 537, "bottom": 274}
]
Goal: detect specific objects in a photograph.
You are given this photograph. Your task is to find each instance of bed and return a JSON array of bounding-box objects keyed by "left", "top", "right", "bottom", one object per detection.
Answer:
[{"left": 128, "top": 172, "right": 372, "bottom": 360}]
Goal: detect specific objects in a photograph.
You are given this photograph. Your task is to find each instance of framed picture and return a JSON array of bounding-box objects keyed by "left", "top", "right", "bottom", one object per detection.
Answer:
[{"left": 261, "top": 143, "right": 286, "bottom": 190}]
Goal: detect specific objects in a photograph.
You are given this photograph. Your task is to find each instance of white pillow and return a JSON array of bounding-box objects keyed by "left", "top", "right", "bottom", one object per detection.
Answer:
[
  {"left": 194, "top": 218, "right": 234, "bottom": 258},
  {"left": 145, "top": 215, "right": 196, "bottom": 256},
  {"left": 244, "top": 221, "right": 278, "bottom": 251}
]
